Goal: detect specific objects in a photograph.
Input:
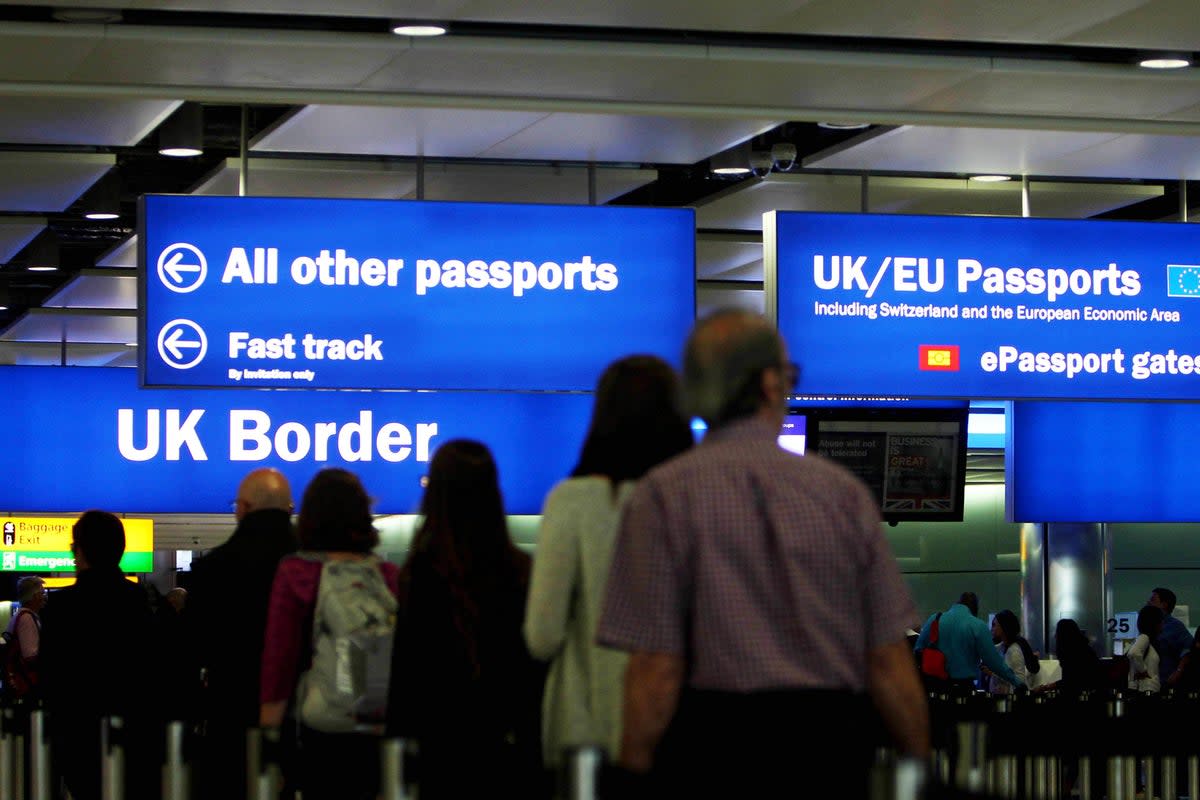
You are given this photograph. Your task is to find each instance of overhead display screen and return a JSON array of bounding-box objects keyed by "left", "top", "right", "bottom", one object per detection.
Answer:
[
  {"left": 767, "top": 211, "right": 1200, "bottom": 400},
  {"left": 0, "top": 366, "right": 590, "bottom": 515},
  {"left": 803, "top": 407, "right": 968, "bottom": 522},
  {"left": 1008, "top": 401, "right": 1200, "bottom": 522},
  {"left": 140, "top": 195, "right": 695, "bottom": 390}
]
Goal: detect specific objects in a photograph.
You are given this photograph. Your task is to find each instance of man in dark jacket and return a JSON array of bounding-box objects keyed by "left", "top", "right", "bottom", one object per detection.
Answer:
[
  {"left": 40, "top": 510, "right": 157, "bottom": 800},
  {"left": 189, "top": 468, "right": 295, "bottom": 800}
]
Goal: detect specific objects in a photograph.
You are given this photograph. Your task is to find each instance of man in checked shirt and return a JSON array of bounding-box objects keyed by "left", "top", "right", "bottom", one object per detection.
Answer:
[{"left": 597, "top": 310, "right": 929, "bottom": 798}]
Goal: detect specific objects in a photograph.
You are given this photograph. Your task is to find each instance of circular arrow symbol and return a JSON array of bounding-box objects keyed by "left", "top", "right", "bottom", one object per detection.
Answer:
[
  {"left": 156, "top": 319, "right": 208, "bottom": 369},
  {"left": 157, "top": 243, "right": 207, "bottom": 293}
]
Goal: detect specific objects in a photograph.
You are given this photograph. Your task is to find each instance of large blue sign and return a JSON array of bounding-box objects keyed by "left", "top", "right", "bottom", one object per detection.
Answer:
[
  {"left": 768, "top": 212, "right": 1200, "bottom": 400},
  {"left": 0, "top": 367, "right": 591, "bottom": 514},
  {"left": 140, "top": 196, "right": 695, "bottom": 390},
  {"left": 1008, "top": 401, "right": 1200, "bottom": 522}
]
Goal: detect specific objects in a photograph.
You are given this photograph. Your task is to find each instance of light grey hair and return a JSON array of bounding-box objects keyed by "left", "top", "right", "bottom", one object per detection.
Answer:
[
  {"left": 683, "top": 309, "right": 785, "bottom": 426},
  {"left": 16, "top": 577, "right": 44, "bottom": 604}
]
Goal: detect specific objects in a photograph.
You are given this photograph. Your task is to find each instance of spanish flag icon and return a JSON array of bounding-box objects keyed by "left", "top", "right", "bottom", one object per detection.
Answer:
[{"left": 919, "top": 344, "right": 960, "bottom": 371}]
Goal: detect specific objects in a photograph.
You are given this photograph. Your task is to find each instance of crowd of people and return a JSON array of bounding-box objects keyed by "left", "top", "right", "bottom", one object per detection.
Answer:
[{"left": 14, "top": 308, "right": 1194, "bottom": 798}]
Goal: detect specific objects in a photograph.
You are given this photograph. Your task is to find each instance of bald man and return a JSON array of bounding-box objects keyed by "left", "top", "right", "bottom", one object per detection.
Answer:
[
  {"left": 189, "top": 468, "right": 296, "bottom": 800},
  {"left": 598, "top": 310, "right": 928, "bottom": 798}
]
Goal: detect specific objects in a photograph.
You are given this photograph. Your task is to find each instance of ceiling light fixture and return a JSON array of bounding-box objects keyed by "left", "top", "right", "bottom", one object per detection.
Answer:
[
  {"left": 969, "top": 174, "right": 1013, "bottom": 183},
  {"left": 27, "top": 266, "right": 57, "bottom": 272},
  {"left": 818, "top": 121, "right": 871, "bottom": 130},
  {"left": 391, "top": 22, "right": 448, "bottom": 36},
  {"left": 1139, "top": 56, "right": 1191, "bottom": 70},
  {"left": 158, "top": 103, "right": 205, "bottom": 157},
  {"left": 710, "top": 143, "right": 753, "bottom": 176},
  {"left": 84, "top": 171, "right": 121, "bottom": 220},
  {"left": 24, "top": 235, "right": 59, "bottom": 272}
]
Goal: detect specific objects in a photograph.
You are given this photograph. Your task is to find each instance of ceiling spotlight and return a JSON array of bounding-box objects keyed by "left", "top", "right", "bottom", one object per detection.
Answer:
[
  {"left": 391, "top": 22, "right": 448, "bottom": 36},
  {"left": 0, "top": 305, "right": 8, "bottom": 311},
  {"left": 969, "top": 174, "right": 1013, "bottom": 183},
  {"left": 710, "top": 143, "right": 752, "bottom": 176},
  {"left": 158, "top": 102, "right": 204, "bottom": 157},
  {"left": 28, "top": 266, "right": 57, "bottom": 272},
  {"left": 1139, "top": 56, "right": 1191, "bottom": 69},
  {"left": 817, "top": 121, "right": 871, "bottom": 130},
  {"left": 25, "top": 235, "right": 58, "bottom": 271},
  {"left": 770, "top": 142, "right": 798, "bottom": 172},
  {"left": 84, "top": 170, "right": 121, "bottom": 220}
]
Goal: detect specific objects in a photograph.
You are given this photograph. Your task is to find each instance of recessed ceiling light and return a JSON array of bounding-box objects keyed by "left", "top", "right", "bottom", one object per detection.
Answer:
[
  {"left": 391, "top": 23, "right": 447, "bottom": 36},
  {"left": 124, "top": 342, "right": 138, "bottom": 347},
  {"left": 159, "top": 147, "right": 203, "bottom": 158},
  {"left": 1139, "top": 57, "right": 1191, "bottom": 70},
  {"left": 712, "top": 166, "right": 752, "bottom": 176},
  {"left": 27, "top": 265, "right": 57, "bottom": 272},
  {"left": 969, "top": 174, "right": 1012, "bottom": 183},
  {"left": 818, "top": 121, "right": 871, "bottom": 130},
  {"left": 85, "top": 211, "right": 120, "bottom": 221},
  {"left": 0, "top": 306, "right": 7, "bottom": 311}
]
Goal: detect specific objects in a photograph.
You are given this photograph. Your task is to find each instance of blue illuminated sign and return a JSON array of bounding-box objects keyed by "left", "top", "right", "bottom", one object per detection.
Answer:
[
  {"left": 0, "top": 366, "right": 591, "bottom": 514},
  {"left": 140, "top": 195, "right": 695, "bottom": 390},
  {"left": 1008, "top": 401, "right": 1200, "bottom": 522},
  {"left": 767, "top": 212, "right": 1200, "bottom": 400}
]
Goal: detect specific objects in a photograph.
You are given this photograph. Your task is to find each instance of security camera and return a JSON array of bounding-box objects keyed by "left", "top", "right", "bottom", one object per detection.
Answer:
[
  {"left": 749, "top": 151, "right": 773, "bottom": 178},
  {"left": 771, "top": 142, "right": 798, "bottom": 172}
]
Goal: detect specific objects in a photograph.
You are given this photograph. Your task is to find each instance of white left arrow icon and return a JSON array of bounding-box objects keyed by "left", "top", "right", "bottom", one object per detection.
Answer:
[
  {"left": 157, "top": 243, "right": 208, "bottom": 293},
  {"left": 156, "top": 319, "right": 208, "bottom": 369}
]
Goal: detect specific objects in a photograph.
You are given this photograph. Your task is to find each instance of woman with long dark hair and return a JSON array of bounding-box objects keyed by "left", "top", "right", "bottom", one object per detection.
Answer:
[
  {"left": 1127, "top": 604, "right": 1165, "bottom": 693},
  {"left": 387, "top": 439, "right": 543, "bottom": 798},
  {"left": 524, "top": 354, "right": 693, "bottom": 767},
  {"left": 987, "top": 609, "right": 1039, "bottom": 693},
  {"left": 260, "top": 468, "right": 400, "bottom": 800}
]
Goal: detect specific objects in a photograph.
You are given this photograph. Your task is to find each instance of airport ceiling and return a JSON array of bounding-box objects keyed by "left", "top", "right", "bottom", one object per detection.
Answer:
[{"left": 1, "top": 0, "right": 1200, "bottom": 363}]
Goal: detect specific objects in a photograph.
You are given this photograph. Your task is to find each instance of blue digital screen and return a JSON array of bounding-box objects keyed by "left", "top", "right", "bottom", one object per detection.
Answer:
[
  {"left": 140, "top": 195, "right": 695, "bottom": 390},
  {"left": 0, "top": 366, "right": 591, "bottom": 514},
  {"left": 769, "top": 211, "right": 1200, "bottom": 400},
  {"left": 1008, "top": 401, "right": 1200, "bottom": 522}
]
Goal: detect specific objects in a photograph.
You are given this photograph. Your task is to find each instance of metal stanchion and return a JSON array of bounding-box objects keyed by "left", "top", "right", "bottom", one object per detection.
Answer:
[
  {"left": 246, "top": 727, "right": 262, "bottom": 800},
  {"left": 1078, "top": 756, "right": 1091, "bottom": 800},
  {"left": 13, "top": 719, "right": 26, "bottom": 800},
  {"left": 0, "top": 707, "right": 14, "bottom": 800},
  {"left": 381, "top": 738, "right": 417, "bottom": 800},
  {"left": 30, "top": 708, "right": 50, "bottom": 800},
  {"left": 955, "top": 721, "right": 986, "bottom": 792},
  {"left": 1162, "top": 755, "right": 1177, "bottom": 800},
  {"left": 1034, "top": 755, "right": 1049, "bottom": 800},
  {"left": 567, "top": 746, "right": 602, "bottom": 800},
  {"left": 254, "top": 727, "right": 280, "bottom": 800},
  {"left": 870, "top": 758, "right": 926, "bottom": 800},
  {"left": 1188, "top": 753, "right": 1198, "bottom": 800},
  {"left": 1144, "top": 756, "right": 1155, "bottom": 800},
  {"left": 163, "top": 721, "right": 188, "bottom": 800},
  {"left": 101, "top": 716, "right": 125, "bottom": 800}
]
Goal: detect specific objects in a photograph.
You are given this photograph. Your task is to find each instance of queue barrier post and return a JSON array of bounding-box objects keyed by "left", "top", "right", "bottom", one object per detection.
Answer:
[
  {"left": 245, "top": 727, "right": 262, "bottom": 800},
  {"left": 29, "top": 708, "right": 50, "bottom": 800},
  {"left": 869, "top": 758, "right": 926, "bottom": 800},
  {"left": 101, "top": 716, "right": 125, "bottom": 800},
  {"left": 380, "top": 737, "right": 418, "bottom": 800},
  {"left": 163, "top": 721, "right": 188, "bottom": 800},
  {"left": 0, "top": 706, "right": 14, "bottom": 800},
  {"left": 953, "top": 720, "right": 986, "bottom": 793},
  {"left": 565, "top": 746, "right": 603, "bottom": 800},
  {"left": 253, "top": 727, "right": 281, "bottom": 800},
  {"left": 1188, "top": 752, "right": 1198, "bottom": 800}
]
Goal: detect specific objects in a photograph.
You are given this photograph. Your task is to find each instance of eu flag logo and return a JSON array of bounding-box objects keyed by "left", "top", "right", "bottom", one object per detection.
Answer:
[{"left": 1167, "top": 264, "right": 1200, "bottom": 298}]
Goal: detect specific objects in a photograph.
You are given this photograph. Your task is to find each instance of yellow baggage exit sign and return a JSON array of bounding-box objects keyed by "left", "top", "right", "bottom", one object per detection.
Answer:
[{"left": 1, "top": 517, "right": 154, "bottom": 573}]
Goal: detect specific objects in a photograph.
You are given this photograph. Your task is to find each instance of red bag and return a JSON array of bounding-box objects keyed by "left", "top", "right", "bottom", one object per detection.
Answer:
[{"left": 920, "top": 613, "right": 949, "bottom": 680}]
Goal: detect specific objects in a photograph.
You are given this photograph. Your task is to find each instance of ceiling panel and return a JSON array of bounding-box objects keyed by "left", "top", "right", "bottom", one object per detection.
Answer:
[
  {"left": 804, "top": 126, "right": 1122, "bottom": 176},
  {"left": 192, "top": 157, "right": 417, "bottom": 197},
  {"left": 697, "top": 285, "right": 764, "bottom": 318},
  {"left": 96, "top": 236, "right": 137, "bottom": 269},
  {"left": 913, "top": 72, "right": 1200, "bottom": 119},
  {"left": 0, "top": 341, "right": 134, "bottom": 367},
  {"left": 0, "top": 97, "right": 180, "bottom": 147},
  {"left": 697, "top": 239, "right": 763, "bottom": 281},
  {"left": 0, "top": 308, "right": 136, "bottom": 344},
  {"left": 694, "top": 174, "right": 863, "bottom": 231},
  {"left": 0, "top": 153, "right": 116, "bottom": 212},
  {"left": 1063, "top": 0, "right": 1200, "bottom": 50},
  {"left": 1036, "top": 135, "right": 1200, "bottom": 181},
  {"left": 0, "top": 217, "right": 47, "bottom": 262},
  {"left": 41, "top": 270, "right": 137, "bottom": 309},
  {"left": 778, "top": 0, "right": 1140, "bottom": 44},
  {"left": 477, "top": 114, "right": 779, "bottom": 164},
  {"left": 70, "top": 26, "right": 403, "bottom": 88},
  {"left": 0, "top": 23, "right": 103, "bottom": 81},
  {"left": 254, "top": 105, "right": 551, "bottom": 158},
  {"left": 407, "top": 162, "right": 656, "bottom": 204},
  {"left": 866, "top": 176, "right": 1163, "bottom": 218}
]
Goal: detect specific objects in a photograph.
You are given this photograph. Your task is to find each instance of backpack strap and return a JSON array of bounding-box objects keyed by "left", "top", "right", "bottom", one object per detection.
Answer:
[{"left": 929, "top": 613, "right": 942, "bottom": 646}]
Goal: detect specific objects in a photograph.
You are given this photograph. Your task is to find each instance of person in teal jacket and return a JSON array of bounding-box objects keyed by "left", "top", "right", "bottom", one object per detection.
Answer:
[{"left": 914, "top": 592, "right": 1022, "bottom": 691}]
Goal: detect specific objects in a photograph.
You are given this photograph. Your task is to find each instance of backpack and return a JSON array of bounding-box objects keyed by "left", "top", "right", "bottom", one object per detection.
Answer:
[
  {"left": 920, "top": 613, "right": 949, "bottom": 680},
  {"left": 297, "top": 554, "right": 398, "bottom": 733},
  {"left": 1, "top": 609, "right": 39, "bottom": 699}
]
